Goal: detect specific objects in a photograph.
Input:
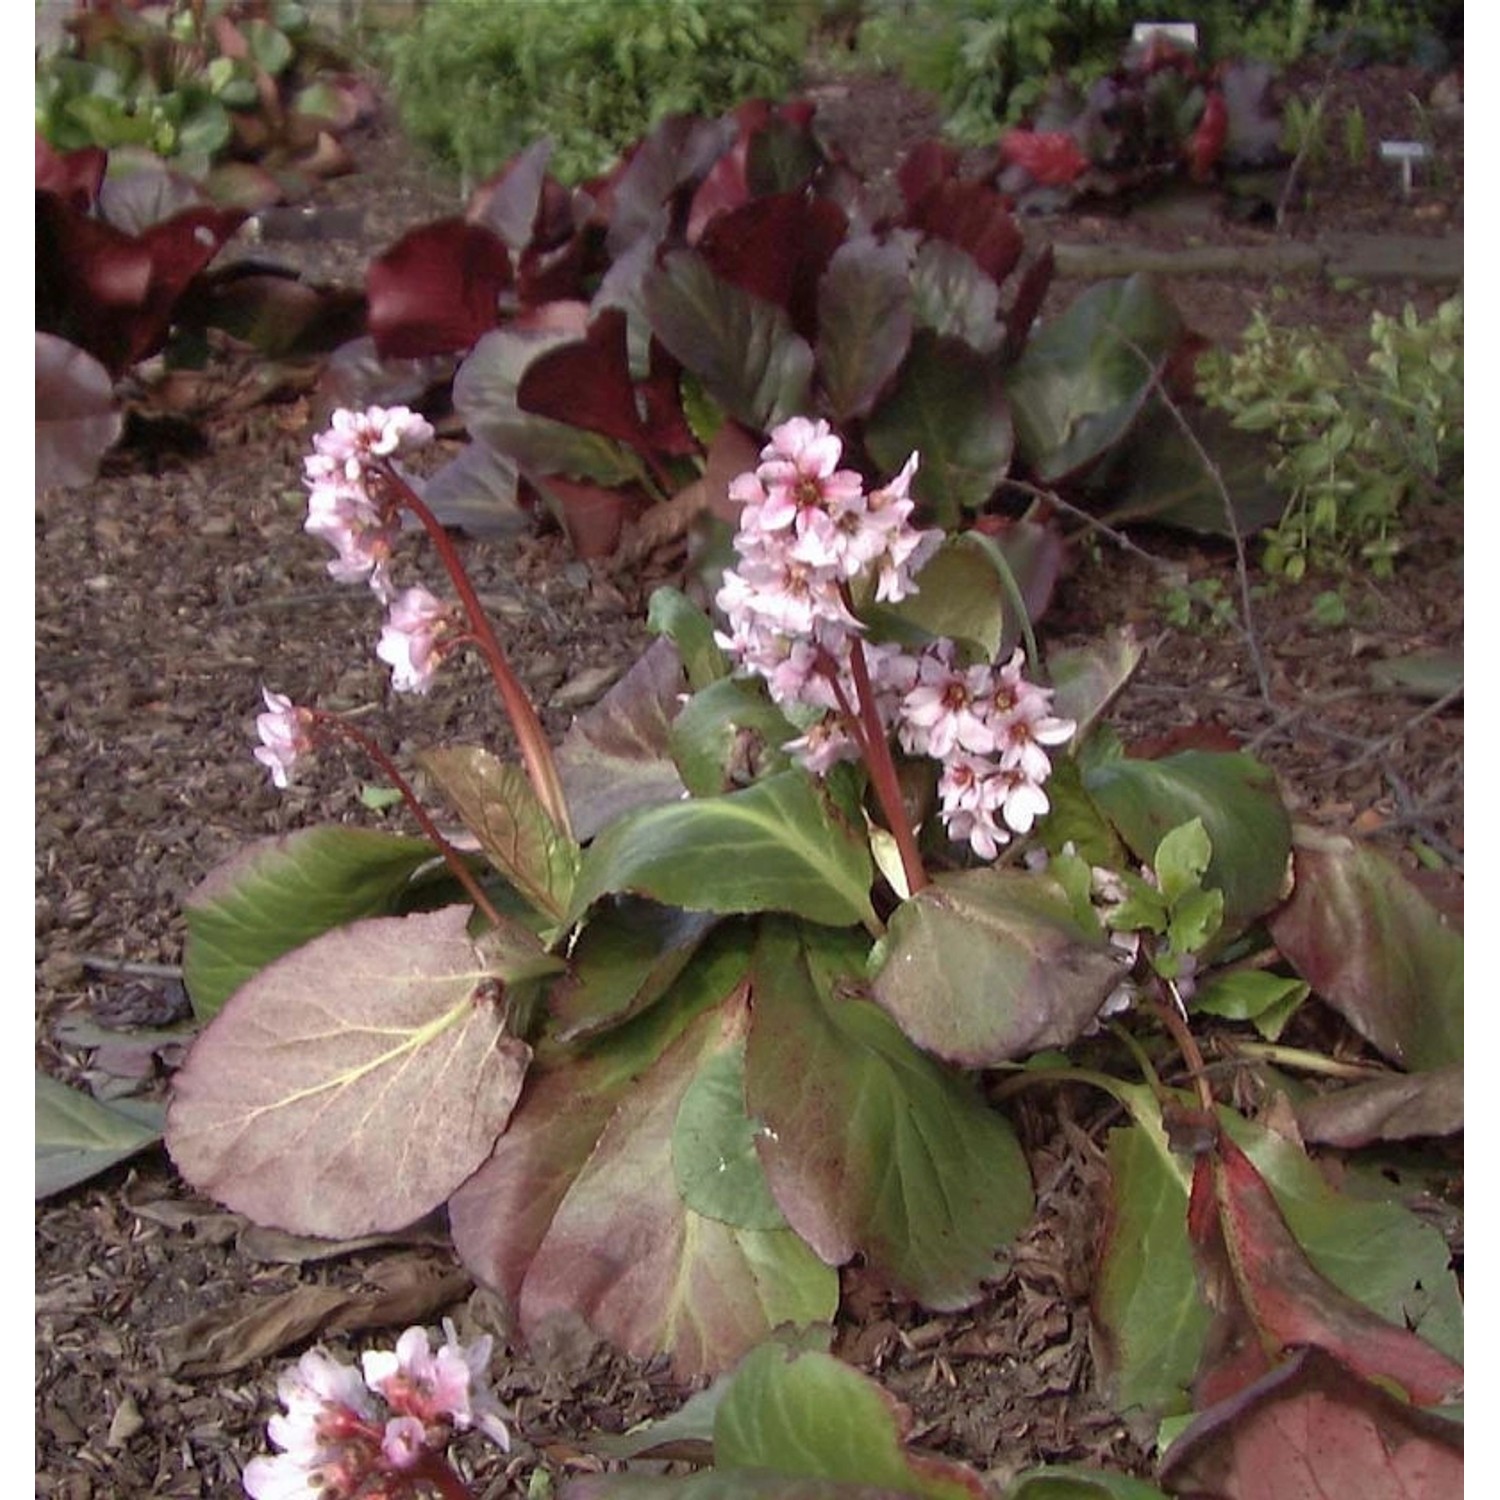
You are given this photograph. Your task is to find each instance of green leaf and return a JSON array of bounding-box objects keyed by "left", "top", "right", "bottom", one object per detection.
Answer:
[
  {"left": 167, "top": 907, "right": 532, "bottom": 1238},
  {"left": 418, "top": 746, "right": 580, "bottom": 926},
  {"left": 36, "top": 1073, "right": 164, "bottom": 1200},
  {"left": 864, "top": 331, "right": 1013, "bottom": 528},
  {"left": 871, "top": 869, "right": 1125, "bottom": 1065},
  {"left": 816, "top": 235, "right": 915, "bottom": 422},
  {"left": 674, "top": 1044, "right": 786, "bottom": 1229},
  {"left": 1222, "top": 1112, "right": 1463, "bottom": 1362},
  {"left": 669, "top": 677, "right": 798, "bottom": 797},
  {"left": 1165, "top": 886, "right": 1224, "bottom": 956},
  {"left": 1047, "top": 630, "right": 1145, "bottom": 742},
  {"left": 1084, "top": 751, "right": 1291, "bottom": 935},
  {"left": 1191, "top": 971, "right": 1308, "bottom": 1041},
  {"left": 714, "top": 1344, "right": 985, "bottom": 1498},
  {"left": 1004, "top": 275, "right": 1184, "bottom": 483},
  {"left": 747, "top": 923, "right": 1034, "bottom": 1309},
  {"left": 644, "top": 250, "right": 813, "bottom": 429},
  {"left": 183, "top": 827, "right": 438, "bottom": 1019},
  {"left": 648, "top": 586, "right": 729, "bottom": 691},
  {"left": 1006, "top": 1468, "right": 1172, "bottom": 1499},
  {"left": 873, "top": 535, "right": 1009, "bottom": 659},
  {"left": 1091, "top": 1104, "right": 1207, "bottom": 1417},
  {"left": 568, "top": 771, "right": 876, "bottom": 931},
  {"left": 1153, "top": 818, "right": 1212, "bottom": 906},
  {"left": 909, "top": 239, "right": 1001, "bottom": 353}
]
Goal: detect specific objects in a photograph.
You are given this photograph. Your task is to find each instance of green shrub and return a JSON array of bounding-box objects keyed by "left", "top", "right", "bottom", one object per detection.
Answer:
[
  {"left": 381, "top": 0, "right": 811, "bottom": 185},
  {"left": 1196, "top": 297, "right": 1463, "bottom": 579}
]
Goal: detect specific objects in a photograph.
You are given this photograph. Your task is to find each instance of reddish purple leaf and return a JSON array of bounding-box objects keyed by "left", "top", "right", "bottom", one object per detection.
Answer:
[
  {"left": 1189, "top": 1133, "right": 1464, "bottom": 1408},
  {"left": 1161, "top": 1347, "right": 1462, "bottom": 1500},
  {"left": 895, "top": 140, "right": 961, "bottom": 213},
  {"left": 518, "top": 309, "right": 698, "bottom": 461},
  {"left": 530, "top": 474, "right": 642, "bottom": 559},
  {"left": 468, "top": 138, "right": 559, "bottom": 251},
  {"left": 35, "top": 133, "right": 104, "bottom": 211},
  {"left": 697, "top": 193, "right": 848, "bottom": 337},
  {"left": 1268, "top": 827, "right": 1462, "bottom": 1071},
  {"left": 902, "top": 181, "right": 1024, "bottom": 286},
  {"left": 366, "top": 218, "right": 513, "bottom": 358}
]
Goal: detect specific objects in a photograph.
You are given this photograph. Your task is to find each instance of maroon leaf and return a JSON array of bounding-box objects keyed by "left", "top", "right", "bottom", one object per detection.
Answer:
[
  {"left": 530, "top": 474, "right": 642, "bottom": 559},
  {"left": 1160, "top": 1347, "right": 1462, "bottom": 1500},
  {"left": 605, "top": 113, "right": 738, "bottom": 258},
  {"left": 1189, "top": 1132, "right": 1464, "bottom": 1408},
  {"left": 697, "top": 193, "right": 848, "bottom": 339},
  {"left": 1268, "top": 827, "right": 1462, "bottom": 1070},
  {"left": 902, "top": 181, "right": 1023, "bottom": 287},
  {"left": 35, "top": 133, "right": 104, "bottom": 211},
  {"left": 1000, "top": 245, "right": 1054, "bottom": 363},
  {"left": 815, "top": 235, "right": 914, "bottom": 422},
  {"left": 895, "top": 140, "right": 961, "bottom": 213},
  {"left": 468, "top": 138, "right": 559, "bottom": 252},
  {"left": 36, "top": 333, "right": 121, "bottom": 490},
  {"left": 366, "top": 218, "right": 513, "bottom": 359},
  {"left": 518, "top": 309, "right": 698, "bottom": 461}
]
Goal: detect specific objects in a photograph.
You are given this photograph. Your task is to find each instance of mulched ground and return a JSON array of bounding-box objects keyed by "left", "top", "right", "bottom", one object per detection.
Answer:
[{"left": 36, "top": 49, "right": 1462, "bottom": 1500}]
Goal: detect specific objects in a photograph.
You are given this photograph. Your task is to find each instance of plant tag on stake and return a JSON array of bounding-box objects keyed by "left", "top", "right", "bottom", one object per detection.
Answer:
[
  {"left": 1131, "top": 22, "right": 1199, "bottom": 50},
  {"left": 1379, "top": 140, "right": 1432, "bottom": 197}
]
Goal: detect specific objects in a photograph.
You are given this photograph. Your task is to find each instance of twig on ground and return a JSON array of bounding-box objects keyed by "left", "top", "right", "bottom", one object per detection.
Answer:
[
  {"left": 79, "top": 954, "right": 185, "bottom": 980},
  {"left": 1337, "top": 683, "right": 1463, "bottom": 773},
  {"left": 1001, "top": 477, "right": 1171, "bottom": 569}
]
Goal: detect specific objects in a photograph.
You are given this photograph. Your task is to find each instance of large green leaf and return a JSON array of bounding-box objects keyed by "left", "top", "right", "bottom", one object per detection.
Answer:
[
  {"left": 183, "top": 827, "right": 438, "bottom": 1018},
  {"left": 418, "top": 746, "right": 579, "bottom": 926},
  {"left": 1005, "top": 1469, "right": 1171, "bottom": 1500},
  {"left": 1267, "top": 827, "right": 1462, "bottom": 1070},
  {"left": 1091, "top": 1104, "right": 1206, "bottom": 1417},
  {"left": 909, "top": 239, "right": 1001, "bottom": 354},
  {"left": 1004, "top": 275, "right": 1184, "bottom": 483},
  {"left": 644, "top": 250, "right": 813, "bottom": 429},
  {"left": 674, "top": 1044, "right": 786, "bottom": 1230},
  {"left": 872, "top": 535, "right": 1010, "bottom": 659},
  {"left": 567, "top": 771, "right": 876, "bottom": 931},
  {"left": 746, "top": 922, "right": 1034, "bottom": 1308},
  {"left": 167, "top": 907, "right": 531, "bottom": 1237},
  {"left": 871, "top": 869, "right": 1124, "bottom": 1065},
  {"left": 36, "top": 1073, "right": 164, "bottom": 1200},
  {"left": 864, "top": 331, "right": 1013, "bottom": 528},
  {"left": 648, "top": 586, "right": 730, "bottom": 692},
  {"left": 1083, "top": 751, "right": 1291, "bottom": 934},
  {"left": 816, "top": 235, "right": 915, "bottom": 422},
  {"left": 713, "top": 1344, "right": 985, "bottom": 1498},
  {"left": 470, "top": 976, "right": 837, "bottom": 1378}
]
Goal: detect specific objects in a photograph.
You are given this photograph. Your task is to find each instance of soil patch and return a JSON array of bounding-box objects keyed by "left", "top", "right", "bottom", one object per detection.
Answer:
[{"left": 37, "top": 55, "right": 1462, "bottom": 1499}]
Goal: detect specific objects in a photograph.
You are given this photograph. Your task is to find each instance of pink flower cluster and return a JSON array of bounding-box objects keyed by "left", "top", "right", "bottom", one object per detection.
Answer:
[
  {"left": 243, "top": 1321, "right": 509, "bottom": 1500},
  {"left": 716, "top": 418, "right": 1075, "bottom": 860},
  {"left": 301, "top": 406, "right": 463, "bottom": 698}
]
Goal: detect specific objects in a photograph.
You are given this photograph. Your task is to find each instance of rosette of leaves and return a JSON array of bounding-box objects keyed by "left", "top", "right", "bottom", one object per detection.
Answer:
[
  {"left": 344, "top": 99, "right": 1270, "bottom": 557},
  {"left": 156, "top": 544, "right": 1449, "bottom": 1385},
  {"left": 996, "top": 38, "right": 1284, "bottom": 210},
  {"left": 35, "top": 0, "right": 374, "bottom": 204}
]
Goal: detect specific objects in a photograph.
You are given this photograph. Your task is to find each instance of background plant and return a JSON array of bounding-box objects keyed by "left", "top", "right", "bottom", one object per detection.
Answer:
[
  {"left": 35, "top": 0, "right": 372, "bottom": 190},
  {"left": 380, "top": 0, "right": 810, "bottom": 186},
  {"left": 1195, "top": 296, "right": 1462, "bottom": 578}
]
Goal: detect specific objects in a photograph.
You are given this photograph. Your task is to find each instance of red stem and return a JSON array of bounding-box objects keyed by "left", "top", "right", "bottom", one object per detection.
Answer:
[
  {"left": 314, "top": 712, "right": 504, "bottom": 929},
  {"left": 844, "top": 634, "right": 929, "bottom": 896},
  {"left": 376, "top": 461, "right": 574, "bottom": 840}
]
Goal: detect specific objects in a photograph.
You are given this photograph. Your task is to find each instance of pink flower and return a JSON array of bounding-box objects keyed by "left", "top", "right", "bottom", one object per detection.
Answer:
[
  {"left": 376, "top": 587, "right": 461, "bottom": 694},
  {"left": 245, "top": 1348, "right": 377, "bottom": 1499},
  {"left": 305, "top": 482, "right": 400, "bottom": 600},
  {"left": 362, "top": 1320, "right": 511, "bottom": 1450},
  {"left": 380, "top": 1415, "right": 428, "bottom": 1472},
  {"left": 752, "top": 417, "right": 865, "bottom": 535},
  {"left": 253, "top": 688, "right": 316, "bottom": 789}
]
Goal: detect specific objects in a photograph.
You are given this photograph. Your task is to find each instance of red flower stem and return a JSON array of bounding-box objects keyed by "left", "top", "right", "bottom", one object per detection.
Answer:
[
  {"left": 376, "top": 462, "right": 574, "bottom": 841},
  {"left": 845, "top": 634, "right": 929, "bottom": 896},
  {"left": 315, "top": 712, "right": 504, "bottom": 930},
  {"left": 408, "top": 1453, "right": 478, "bottom": 1500}
]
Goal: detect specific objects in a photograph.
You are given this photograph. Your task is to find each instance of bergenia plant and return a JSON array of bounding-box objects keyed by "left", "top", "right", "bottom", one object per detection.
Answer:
[
  {"left": 169, "top": 403, "right": 1460, "bottom": 1491},
  {"left": 244, "top": 1320, "right": 509, "bottom": 1500}
]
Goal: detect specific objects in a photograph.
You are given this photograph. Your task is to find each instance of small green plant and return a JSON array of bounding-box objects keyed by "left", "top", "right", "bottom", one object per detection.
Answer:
[
  {"left": 1196, "top": 297, "right": 1462, "bottom": 579},
  {"left": 1161, "top": 573, "right": 1236, "bottom": 633},
  {"left": 1342, "top": 102, "right": 1367, "bottom": 166},
  {"left": 381, "top": 0, "right": 809, "bottom": 185}
]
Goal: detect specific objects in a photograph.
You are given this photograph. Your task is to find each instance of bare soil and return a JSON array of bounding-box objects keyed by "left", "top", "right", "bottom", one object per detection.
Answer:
[{"left": 36, "top": 54, "right": 1462, "bottom": 1500}]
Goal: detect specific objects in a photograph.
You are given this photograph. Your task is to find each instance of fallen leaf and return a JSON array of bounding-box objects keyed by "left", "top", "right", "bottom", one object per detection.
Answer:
[{"left": 1294, "top": 1065, "right": 1462, "bottom": 1147}]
